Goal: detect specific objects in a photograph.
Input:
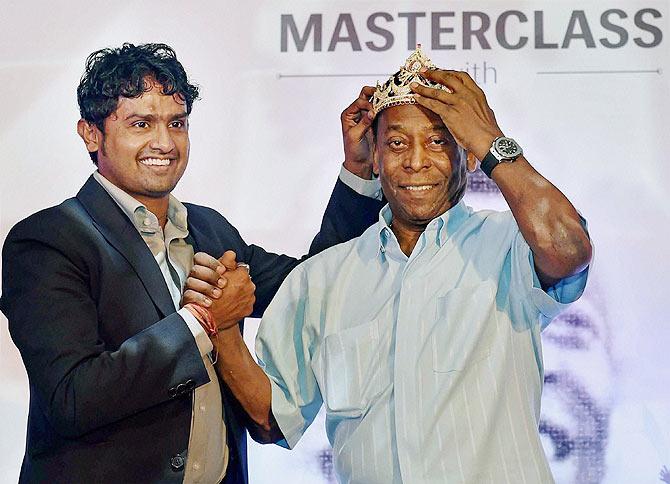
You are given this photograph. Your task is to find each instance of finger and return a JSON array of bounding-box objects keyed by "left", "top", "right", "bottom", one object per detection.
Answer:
[
  {"left": 185, "top": 277, "right": 223, "bottom": 299},
  {"left": 447, "top": 70, "right": 481, "bottom": 92},
  {"left": 425, "top": 69, "right": 485, "bottom": 98},
  {"left": 348, "top": 110, "right": 374, "bottom": 140},
  {"left": 182, "top": 289, "right": 212, "bottom": 308},
  {"left": 420, "top": 69, "right": 463, "bottom": 93},
  {"left": 411, "top": 82, "right": 455, "bottom": 105},
  {"left": 422, "top": 68, "right": 465, "bottom": 84},
  {"left": 358, "top": 85, "right": 376, "bottom": 100},
  {"left": 341, "top": 97, "right": 373, "bottom": 124},
  {"left": 222, "top": 267, "right": 248, "bottom": 286},
  {"left": 189, "top": 264, "right": 225, "bottom": 286},
  {"left": 219, "top": 250, "right": 237, "bottom": 271},
  {"left": 236, "top": 262, "right": 250, "bottom": 275},
  {"left": 356, "top": 107, "right": 375, "bottom": 128},
  {"left": 413, "top": 94, "right": 454, "bottom": 119},
  {"left": 341, "top": 86, "right": 375, "bottom": 121},
  {"left": 351, "top": 97, "right": 373, "bottom": 113},
  {"left": 193, "top": 252, "right": 225, "bottom": 275}
]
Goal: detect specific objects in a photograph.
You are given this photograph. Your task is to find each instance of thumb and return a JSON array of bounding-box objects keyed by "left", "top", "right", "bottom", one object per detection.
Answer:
[
  {"left": 219, "top": 250, "right": 237, "bottom": 270},
  {"left": 349, "top": 110, "right": 374, "bottom": 143}
]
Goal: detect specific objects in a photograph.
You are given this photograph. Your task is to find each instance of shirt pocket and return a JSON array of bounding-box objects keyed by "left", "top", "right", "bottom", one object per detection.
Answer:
[
  {"left": 430, "top": 282, "right": 496, "bottom": 373},
  {"left": 319, "top": 319, "right": 386, "bottom": 418}
]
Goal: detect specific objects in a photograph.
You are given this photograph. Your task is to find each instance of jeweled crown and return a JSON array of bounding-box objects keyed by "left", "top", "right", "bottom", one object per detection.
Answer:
[{"left": 371, "top": 44, "right": 448, "bottom": 116}]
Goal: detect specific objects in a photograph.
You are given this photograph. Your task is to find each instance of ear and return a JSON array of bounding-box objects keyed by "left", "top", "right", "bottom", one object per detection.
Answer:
[
  {"left": 465, "top": 150, "right": 478, "bottom": 173},
  {"left": 372, "top": 142, "right": 380, "bottom": 177},
  {"left": 77, "top": 119, "right": 102, "bottom": 154}
]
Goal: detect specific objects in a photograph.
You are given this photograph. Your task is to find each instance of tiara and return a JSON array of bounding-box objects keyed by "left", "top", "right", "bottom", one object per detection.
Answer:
[{"left": 371, "top": 44, "right": 449, "bottom": 116}]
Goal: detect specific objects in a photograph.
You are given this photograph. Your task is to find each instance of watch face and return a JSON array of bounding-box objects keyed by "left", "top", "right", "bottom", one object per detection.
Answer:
[{"left": 494, "top": 137, "right": 523, "bottom": 160}]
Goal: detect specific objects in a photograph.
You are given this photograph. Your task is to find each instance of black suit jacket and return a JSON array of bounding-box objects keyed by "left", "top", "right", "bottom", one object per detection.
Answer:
[{"left": 0, "top": 175, "right": 382, "bottom": 483}]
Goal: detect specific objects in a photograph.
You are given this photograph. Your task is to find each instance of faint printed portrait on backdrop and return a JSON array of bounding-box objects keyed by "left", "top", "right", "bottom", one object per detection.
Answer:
[
  {"left": 465, "top": 169, "right": 615, "bottom": 484},
  {"left": 540, "top": 287, "right": 613, "bottom": 483}
]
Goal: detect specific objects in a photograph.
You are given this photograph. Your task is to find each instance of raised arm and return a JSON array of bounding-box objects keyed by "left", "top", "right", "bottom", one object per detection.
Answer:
[
  {"left": 308, "top": 85, "right": 384, "bottom": 255},
  {"left": 411, "top": 70, "right": 592, "bottom": 287}
]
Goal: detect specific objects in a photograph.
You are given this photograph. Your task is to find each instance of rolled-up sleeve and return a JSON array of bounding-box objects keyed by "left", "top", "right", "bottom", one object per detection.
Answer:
[
  {"left": 255, "top": 267, "right": 322, "bottom": 449},
  {"left": 509, "top": 215, "right": 591, "bottom": 328}
]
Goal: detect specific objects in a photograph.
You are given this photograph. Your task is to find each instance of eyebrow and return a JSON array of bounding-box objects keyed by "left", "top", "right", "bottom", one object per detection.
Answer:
[
  {"left": 384, "top": 123, "right": 449, "bottom": 133},
  {"left": 124, "top": 112, "right": 189, "bottom": 121}
]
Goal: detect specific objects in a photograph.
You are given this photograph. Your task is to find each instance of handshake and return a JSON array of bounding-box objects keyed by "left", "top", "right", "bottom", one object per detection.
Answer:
[{"left": 181, "top": 250, "right": 256, "bottom": 333}]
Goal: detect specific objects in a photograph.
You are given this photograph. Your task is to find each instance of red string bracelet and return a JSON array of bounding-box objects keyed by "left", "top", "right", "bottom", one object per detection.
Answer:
[
  {"left": 184, "top": 303, "right": 220, "bottom": 364},
  {"left": 184, "top": 303, "right": 217, "bottom": 336}
]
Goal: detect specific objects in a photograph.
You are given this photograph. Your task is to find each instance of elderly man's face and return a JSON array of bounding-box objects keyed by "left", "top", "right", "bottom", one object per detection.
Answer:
[{"left": 373, "top": 104, "right": 466, "bottom": 229}]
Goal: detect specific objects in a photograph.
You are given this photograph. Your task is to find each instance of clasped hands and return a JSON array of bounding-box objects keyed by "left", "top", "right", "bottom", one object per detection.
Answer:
[{"left": 181, "top": 250, "right": 256, "bottom": 333}]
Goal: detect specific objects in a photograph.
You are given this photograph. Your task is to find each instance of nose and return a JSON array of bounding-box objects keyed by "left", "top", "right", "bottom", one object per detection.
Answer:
[
  {"left": 149, "top": 124, "right": 176, "bottom": 153},
  {"left": 403, "top": 143, "right": 431, "bottom": 172}
]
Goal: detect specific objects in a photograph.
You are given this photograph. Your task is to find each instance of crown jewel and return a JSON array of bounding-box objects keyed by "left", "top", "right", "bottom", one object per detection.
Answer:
[{"left": 371, "top": 44, "right": 449, "bottom": 116}]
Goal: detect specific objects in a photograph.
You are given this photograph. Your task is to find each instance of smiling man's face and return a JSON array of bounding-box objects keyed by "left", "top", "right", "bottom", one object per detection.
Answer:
[
  {"left": 83, "top": 78, "right": 190, "bottom": 206},
  {"left": 373, "top": 104, "right": 467, "bottom": 230}
]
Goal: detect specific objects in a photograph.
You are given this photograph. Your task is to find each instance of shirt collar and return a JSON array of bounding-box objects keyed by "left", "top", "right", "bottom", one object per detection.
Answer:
[
  {"left": 93, "top": 171, "right": 189, "bottom": 237},
  {"left": 376, "top": 199, "right": 470, "bottom": 257}
]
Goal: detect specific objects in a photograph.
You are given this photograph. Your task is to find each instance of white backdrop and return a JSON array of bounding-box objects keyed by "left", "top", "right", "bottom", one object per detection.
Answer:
[{"left": 1, "top": 1, "right": 669, "bottom": 483}]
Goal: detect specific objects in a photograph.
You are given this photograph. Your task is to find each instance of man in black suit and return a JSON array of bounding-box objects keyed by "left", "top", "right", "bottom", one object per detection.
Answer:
[{"left": 0, "top": 43, "right": 383, "bottom": 483}]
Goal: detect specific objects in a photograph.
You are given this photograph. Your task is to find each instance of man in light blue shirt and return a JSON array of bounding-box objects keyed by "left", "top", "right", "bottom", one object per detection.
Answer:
[{"left": 188, "top": 48, "right": 592, "bottom": 483}]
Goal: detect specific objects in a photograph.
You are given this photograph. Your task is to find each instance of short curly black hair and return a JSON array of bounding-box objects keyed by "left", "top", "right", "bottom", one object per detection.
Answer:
[{"left": 77, "top": 43, "right": 200, "bottom": 164}]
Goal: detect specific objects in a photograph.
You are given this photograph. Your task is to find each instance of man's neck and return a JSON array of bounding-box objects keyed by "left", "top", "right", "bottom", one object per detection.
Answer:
[
  {"left": 390, "top": 221, "right": 425, "bottom": 256},
  {"left": 136, "top": 195, "right": 170, "bottom": 230}
]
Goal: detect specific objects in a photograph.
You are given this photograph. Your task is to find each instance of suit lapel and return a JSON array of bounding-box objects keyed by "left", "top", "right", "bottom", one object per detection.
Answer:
[
  {"left": 76, "top": 175, "right": 177, "bottom": 318},
  {"left": 184, "top": 216, "right": 220, "bottom": 257},
  {"left": 184, "top": 207, "right": 233, "bottom": 260},
  {"left": 184, "top": 231, "right": 199, "bottom": 253}
]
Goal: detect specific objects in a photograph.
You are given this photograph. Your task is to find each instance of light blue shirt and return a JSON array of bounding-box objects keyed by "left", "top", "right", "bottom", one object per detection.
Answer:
[{"left": 256, "top": 200, "right": 589, "bottom": 484}]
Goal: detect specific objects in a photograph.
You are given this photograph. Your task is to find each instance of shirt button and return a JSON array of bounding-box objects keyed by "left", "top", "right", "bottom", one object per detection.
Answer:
[
  {"left": 170, "top": 454, "right": 185, "bottom": 472},
  {"left": 199, "top": 404, "right": 206, "bottom": 412},
  {"left": 193, "top": 462, "right": 200, "bottom": 471},
  {"left": 143, "top": 218, "right": 151, "bottom": 226}
]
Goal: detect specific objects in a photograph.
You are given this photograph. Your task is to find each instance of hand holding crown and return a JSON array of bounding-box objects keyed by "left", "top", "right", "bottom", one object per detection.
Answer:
[
  {"left": 371, "top": 45, "right": 504, "bottom": 162},
  {"left": 410, "top": 69, "right": 503, "bottom": 162},
  {"left": 341, "top": 86, "right": 376, "bottom": 179}
]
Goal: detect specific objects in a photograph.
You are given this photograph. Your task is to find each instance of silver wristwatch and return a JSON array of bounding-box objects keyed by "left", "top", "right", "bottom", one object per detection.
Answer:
[{"left": 480, "top": 136, "right": 523, "bottom": 178}]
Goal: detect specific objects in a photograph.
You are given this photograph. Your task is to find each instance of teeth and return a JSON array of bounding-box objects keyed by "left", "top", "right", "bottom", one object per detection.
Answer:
[
  {"left": 140, "top": 158, "right": 171, "bottom": 166},
  {"left": 404, "top": 185, "right": 433, "bottom": 191}
]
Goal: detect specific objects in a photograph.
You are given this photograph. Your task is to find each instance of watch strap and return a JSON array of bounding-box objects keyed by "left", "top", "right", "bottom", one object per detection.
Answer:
[{"left": 480, "top": 151, "right": 499, "bottom": 179}]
